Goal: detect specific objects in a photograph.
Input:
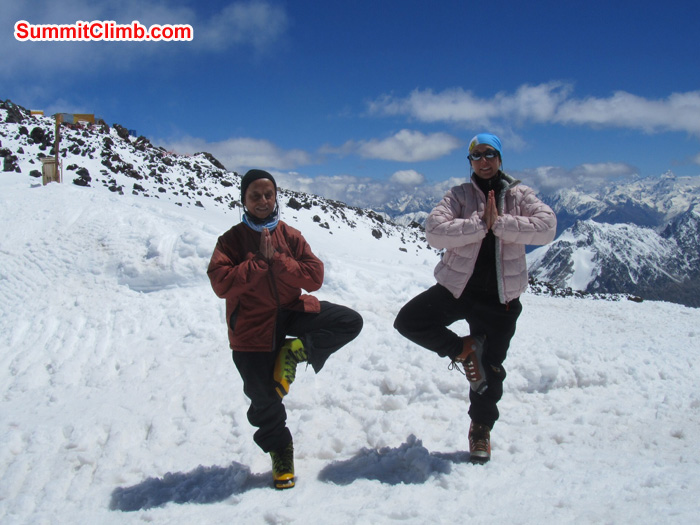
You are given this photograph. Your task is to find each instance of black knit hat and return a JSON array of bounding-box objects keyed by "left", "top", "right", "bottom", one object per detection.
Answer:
[{"left": 240, "top": 169, "right": 277, "bottom": 202}]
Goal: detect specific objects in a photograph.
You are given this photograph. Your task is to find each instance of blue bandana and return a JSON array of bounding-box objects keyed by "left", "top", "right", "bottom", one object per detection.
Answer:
[
  {"left": 468, "top": 133, "right": 502, "bottom": 155},
  {"left": 242, "top": 205, "right": 280, "bottom": 233}
]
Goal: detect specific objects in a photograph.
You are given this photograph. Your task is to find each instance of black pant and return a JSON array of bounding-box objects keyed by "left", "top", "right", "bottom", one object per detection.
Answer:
[
  {"left": 394, "top": 284, "right": 522, "bottom": 428},
  {"left": 232, "top": 301, "right": 363, "bottom": 452}
]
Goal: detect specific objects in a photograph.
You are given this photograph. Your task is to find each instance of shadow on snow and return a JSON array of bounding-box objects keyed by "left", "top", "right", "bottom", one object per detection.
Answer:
[
  {"left": 318, "top": 434, "right": 471, "bottom": 486},
  {"left": 109, "top": 462, "right": 270, "bottom": 512},
  {"left": 109, "top": 435, "right": 470, "bottom": 511}
]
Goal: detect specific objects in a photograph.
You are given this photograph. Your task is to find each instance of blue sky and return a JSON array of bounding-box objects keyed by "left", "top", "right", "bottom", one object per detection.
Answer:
[{"left": 4, "top": 0, "right": 700, "bottom": 205}]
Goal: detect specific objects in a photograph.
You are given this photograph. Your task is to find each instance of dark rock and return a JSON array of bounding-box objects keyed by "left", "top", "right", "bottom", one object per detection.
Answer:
[
  {"left": 113, "top": 124, "right": 130, "bottom": 140},
  {"left": 30, "top": 127, "right": 47, "bottom": 145},
  {"left": 287, "top": 197, "right": 302, "bottom": 210},
  {"left": 2, "top": 100, "right": 27, "bottom": 124},
  {"left": 195, "top": 151, "right": 226, "bottom": 170},
  {"left": 73, "top": 167, "right": 91, "bottom": 186}
]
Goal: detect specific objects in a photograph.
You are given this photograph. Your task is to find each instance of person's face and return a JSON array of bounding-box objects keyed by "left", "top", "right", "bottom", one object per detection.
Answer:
[
  {"left": 469, "top": 145, "right": 501, "bottom": 179},
  {"left": 244, "top": 179, "right": 276, "bottom": 219}
]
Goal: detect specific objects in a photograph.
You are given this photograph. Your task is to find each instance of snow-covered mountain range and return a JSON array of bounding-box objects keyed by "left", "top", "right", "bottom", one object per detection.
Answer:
[
  {"left": 2, "top": 97, "right": 699, "bottom": 307},
  {"left": 530, "top": 178, "right": 700, "bottom": 307}
]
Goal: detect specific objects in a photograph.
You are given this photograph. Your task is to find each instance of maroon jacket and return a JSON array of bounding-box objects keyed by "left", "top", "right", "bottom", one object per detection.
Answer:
[{"left": 208, "top": 221, "right": 323, "bottom": 352}]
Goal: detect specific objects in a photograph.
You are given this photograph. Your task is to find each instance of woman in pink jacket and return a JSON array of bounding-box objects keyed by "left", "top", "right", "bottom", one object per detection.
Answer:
[{"left": 394, "top": 133, "right": 556, "bottom": 464}]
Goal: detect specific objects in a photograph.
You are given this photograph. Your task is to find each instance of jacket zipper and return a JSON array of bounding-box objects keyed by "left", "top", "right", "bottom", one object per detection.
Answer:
[{"left": 267, "top": 255, "right": 282, "bottom": 352}]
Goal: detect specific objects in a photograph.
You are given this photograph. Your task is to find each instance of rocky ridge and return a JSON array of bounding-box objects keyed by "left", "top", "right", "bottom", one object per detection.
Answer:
[{"left": 0, "top": 99, "right": 426, "bottom": 252}]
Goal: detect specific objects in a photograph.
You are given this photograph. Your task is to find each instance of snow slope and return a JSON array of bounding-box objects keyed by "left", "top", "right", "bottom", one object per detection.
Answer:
[{"left": 1, "top": 173, "right": 700, "bottom": 524}]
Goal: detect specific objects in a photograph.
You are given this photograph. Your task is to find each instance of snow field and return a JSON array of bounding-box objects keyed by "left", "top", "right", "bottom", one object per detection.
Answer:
[{"left": 1, "top": 173, "right": 699, "bottom": 524}]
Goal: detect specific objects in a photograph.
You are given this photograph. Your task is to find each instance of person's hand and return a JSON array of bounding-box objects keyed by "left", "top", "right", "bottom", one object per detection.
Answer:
[
  {"left": 484, "top": 190, "right": 499, "bottom": 230},
  {"left": 260, "top": 228, "right": 275, "bottom": 260}
]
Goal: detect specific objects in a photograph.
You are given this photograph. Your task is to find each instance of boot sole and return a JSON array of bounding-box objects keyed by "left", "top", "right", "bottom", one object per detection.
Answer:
[
  {"left": 273, "top": 476, "right": 295, "bottom": 489},
  {"left": 469, "top": 454, "right": 490, "bottom": 465}
]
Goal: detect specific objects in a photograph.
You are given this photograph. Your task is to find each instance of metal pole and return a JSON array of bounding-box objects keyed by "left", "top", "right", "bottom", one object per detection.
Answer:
[{"left": 55, "top": 114, "right": 61, "bottom": 183}]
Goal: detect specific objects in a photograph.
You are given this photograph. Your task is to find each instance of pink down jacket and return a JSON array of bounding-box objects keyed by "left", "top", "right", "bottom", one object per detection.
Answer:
[{"left": 426, "top": 172, "right": 557, "bottom": 303}]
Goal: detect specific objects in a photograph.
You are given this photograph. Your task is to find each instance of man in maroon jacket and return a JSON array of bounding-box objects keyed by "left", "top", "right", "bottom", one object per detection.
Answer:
[{"left": 208, "top": 169, "right": 363, "bottom": 489}]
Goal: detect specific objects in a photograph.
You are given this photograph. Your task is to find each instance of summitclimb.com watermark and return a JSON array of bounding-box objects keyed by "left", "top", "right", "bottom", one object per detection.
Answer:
[{"left": 14, "top": 20, "right": 193, "bottom": 42}]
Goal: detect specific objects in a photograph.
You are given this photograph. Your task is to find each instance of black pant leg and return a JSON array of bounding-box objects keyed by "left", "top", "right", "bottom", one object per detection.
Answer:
[
  {"left": 279, "top": 301, "right": 363, "bottom": 373},
  {"left": 463, "top": 296, "right": 523, "bottom": 428},
  {"left": 393, "top": 284, "right": 466, "bottom": 359},
  {"left": 231, "top": 351, "right": 291, "bottom": 453}
]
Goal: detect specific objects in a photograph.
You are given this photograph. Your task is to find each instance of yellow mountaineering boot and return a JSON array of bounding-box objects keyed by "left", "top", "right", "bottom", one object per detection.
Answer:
[
  {"left": 270, "top": 441, "right": 295, "bottom": 489},
  {"left": 273, "top": 338, "right": 308, "bottom": 398}
]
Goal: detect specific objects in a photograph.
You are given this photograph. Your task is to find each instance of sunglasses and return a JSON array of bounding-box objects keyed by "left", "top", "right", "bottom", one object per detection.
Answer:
[{"left": 468, "top": 150, "right": 499, "bottom": 161}]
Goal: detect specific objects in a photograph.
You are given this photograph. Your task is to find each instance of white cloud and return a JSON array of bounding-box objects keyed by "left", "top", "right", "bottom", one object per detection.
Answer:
[
  {"left": 554, "top": 91, "right": 700, "bottom": 135},
  {"left": 369, "top": 83, "right": 570, "bottom": 126},
  {"left": 273, "top": 172, "right": 391, "bottom": 207},
  {"left": 193, "top": 1, "right": 288, "bottom": 52},
  {"left": 348, "top": 129, "right": 461, "bottom": 162},
  {"left": 692, "top": 153, "right": 700, "bottom": 165},
  {"left": 162, "top": 128, "right": 459, "bottom": 177},
  {"left": 369, "top": 89, "right": 496, "bottom": 124},
  {"left": 370, "top": 83, "right": 700, "bottom": 137},
  {"left": 162, "top": 136, "right": 311, "bottom": 172},
  {"left": 517, "top": 162, "right": 638, "bottom": 193},
  {"left": 390, "top": 170, "right": 425, "bottom": 186}
]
